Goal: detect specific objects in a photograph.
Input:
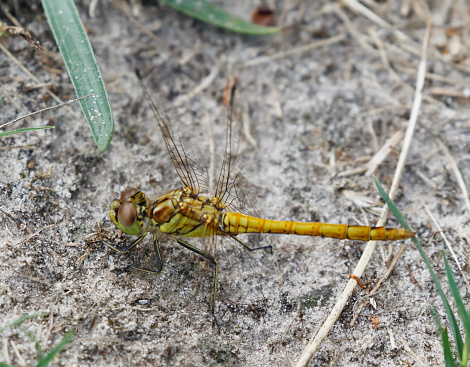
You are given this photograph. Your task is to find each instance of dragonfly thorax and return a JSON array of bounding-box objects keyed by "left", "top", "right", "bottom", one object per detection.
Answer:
[{"left": 149, "top": 188, "right": 225, "bottom": 237}]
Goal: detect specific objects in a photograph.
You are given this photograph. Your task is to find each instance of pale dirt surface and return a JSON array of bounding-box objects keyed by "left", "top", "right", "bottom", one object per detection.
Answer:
[{"left": 1, "top": 1, "right": 470, "bottom": 366}]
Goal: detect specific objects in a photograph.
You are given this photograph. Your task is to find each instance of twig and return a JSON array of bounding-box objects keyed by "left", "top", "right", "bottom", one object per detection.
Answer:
[
  {"left": 173, "top": 60, "right": 221, "bottom": 106},
  {"left": 110, "top": 0, "right": 171, "bottom": 52},
  {"left": 0, "top": 95, "right": 93, "bottom": 130},
  {"left": 240, "top": 35, "right": 346, "bottom": 68},
  {"left": 242, "top": 108, "right": 257, "bottom": 149},
  {"left": 437, "top": 139, "right": 470, "bottom": 213},
  {"left": 350, "top": 243, "right": 405, "bottom": 326},
  {"left": 88, "top": 0, "right": 99, "bottom": 18},
  {"left": 0, "top": 142, "right": 40, "bottom": 150},
  {"left": 2, "top": 331, "right": 11, "bottom": 364},
  {"left": 332, "top": 5, "right": 374, "bottom": 53},
  {"left": 0, "top": 43, "right": 79, "bottom": 118},
  {"left": 365, "top": 130, "right": 405, "bottom": 176},
  {"left": 423, "top": 204, "right": 470, "bottom": 289},
  {"left": 13, "top": 224, "right": 55, "bottom": 246},
  {"left": 294, "top": 22, "right": 430, "bottom": 367},
  {"left": 399, "top": 337, "right": 425, "bottom": 366},
  {"left": 282, "top": 346, "right": 296, "bottom": 367},
  {"left": 10, "top": 340, "right": 26, "bottom": 366},
  {"left": 342, "top": 0, "right": 417, "bottom": 44}
]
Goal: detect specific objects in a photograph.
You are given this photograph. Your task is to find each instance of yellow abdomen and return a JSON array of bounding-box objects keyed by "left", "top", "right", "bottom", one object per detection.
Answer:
[{"left": 222, "top": 212, "right": 414, "bottom": 241}]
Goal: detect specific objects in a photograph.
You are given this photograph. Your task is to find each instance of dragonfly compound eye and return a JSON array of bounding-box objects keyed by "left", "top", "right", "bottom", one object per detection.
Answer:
[
  {"left": 120, "top": 188, "right": 139, "bottom": 202},
  {"left": 118, "top": 201, "right": 137, "bottom": 229},
  {"left": 109, "top": 200, "right": 142, "bottom": 235}
]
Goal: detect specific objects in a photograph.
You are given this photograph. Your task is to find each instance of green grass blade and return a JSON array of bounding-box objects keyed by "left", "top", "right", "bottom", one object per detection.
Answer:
[
  {"left": 0, "top": 312, "right": 50, "bottom": 334},
  {"left": 442, "top": 252, "right": 470, "bottom": 366},
  {"left": 159, "top": 0, "right": 281, "bottom": 35},
  {"left": 373, "top": 176, "right": 464, "bottom": 358},
  {"left": 36, "top": 330, "right": 74, "bottom": 367},
  {"left": 0, "top": 363, "right": 16, "bottom": 367},
  {"left": 18, "top": 325, "right": 44, "bottom": 360},
  {"left": 373, "top": 176, "right": 411, "bottom": 231},
  {"left": 431, "top": 307, "right": 458, "bottom": 367},
  {"left": 443, "top": 328, "right": 459, "bottom": 367},
  {"left": 42, "top": 0, "right": 113, "bottom": 151},
  {"left": 0, "top": 126, "right": 54, "bottom": 138}
]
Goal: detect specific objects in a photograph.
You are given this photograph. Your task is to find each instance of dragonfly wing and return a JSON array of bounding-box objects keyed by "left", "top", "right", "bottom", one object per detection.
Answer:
[
  {"left": 212, "top": 83, "right": 259, "bottom": 216},
  {"left": 160, "top": 121, "right": 210, "bottom": 194},
  {"left": 136, "top": 70, "right": 209, "bottom": 194},
  {"left": 214, "top": 84, "right": 239, "bottom": 207}
]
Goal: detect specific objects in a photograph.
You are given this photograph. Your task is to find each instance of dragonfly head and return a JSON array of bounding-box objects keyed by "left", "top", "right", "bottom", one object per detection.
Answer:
[{"left": 109, "top": 188, "right": 148, "bottom": 235}]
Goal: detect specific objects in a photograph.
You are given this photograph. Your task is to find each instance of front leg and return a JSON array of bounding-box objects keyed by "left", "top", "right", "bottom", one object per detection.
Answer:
[{"left": 105, "top": 232, "right": 164, "bottom": 274}]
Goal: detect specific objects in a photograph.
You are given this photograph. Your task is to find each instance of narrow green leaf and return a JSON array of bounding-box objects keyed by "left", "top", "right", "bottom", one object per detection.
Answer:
[
  {"left": 36, "top": 330, "right": 74, "bottom": 367},
  {"left": 0, "top": 363, "right": 16, "bottom": 367},
  {"left": 431, "top": 307, "right": 458, "bottom": 367},
  {"left": 442, "top": 253, "right": 470, "bottom": 364},
  {"left": 0, "top": 312, "right": 50, "bottom": 334},
  {"left": 0, "top": 126, "right": 54, "bottom": 138},
  {"left": 42, "top": 0, "right": 113, "bottom": 151},
  {"left": 159, "top": 0, "right": 281, "bottom": 35},
  {"left": 373, "top": 176, "right": 411, "bottom": 230},
  {"left": 17, "top": 324, "right": 44, "bottom": 360},
  {"left": 442, "top": 328, "right": 459, "bottom": 367},
  {"left": 373, "top": 176, "right": 464, "bottom": 358},
  {"left": 462, "top": 337, "right": 469, "bottom": 367}
]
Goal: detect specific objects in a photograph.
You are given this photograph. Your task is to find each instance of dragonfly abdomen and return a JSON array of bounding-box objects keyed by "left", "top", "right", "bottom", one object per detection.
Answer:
[{"left": 223, "top": 213, "right": 414, "bottom": 241}]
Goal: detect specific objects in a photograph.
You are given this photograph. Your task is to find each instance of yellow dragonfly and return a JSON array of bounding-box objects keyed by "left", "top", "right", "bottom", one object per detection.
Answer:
[{"left": 108, "top": 70, "right": 414, "bottom": 326}]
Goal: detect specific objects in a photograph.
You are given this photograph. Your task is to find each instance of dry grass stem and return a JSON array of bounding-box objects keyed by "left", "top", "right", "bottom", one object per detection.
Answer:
[
  {"left": 0, "top": 95, "right": 93, "bottom": 130},
  {"left": 240, "top": 35, "right": 346, "bottom": 68},
  {"left": 350, "top": 243, "right": 406, "bottom": 326},
  {"left": 110, "top": 0, "right": 171, "bottom": 52},
  {"left": 365, "top": 130, "right": 405, "bottom": 176},
  {"left": 13, "top": 224, "right": 55, "bottom": 247},
  {"left": 0, "top": 43, "right": 78, "bottom": 117},
  {"left": 423, "top": 204, "right": 470, "bottom": 289},
  {"left": 173, "top": 61, "right": 221, "bottom": 107},
  {"left": 295, "top": 22, "right": 430, "bottom": 367},
  {"left": 438, "top": 139, "right": 470, "bottom": 213}
]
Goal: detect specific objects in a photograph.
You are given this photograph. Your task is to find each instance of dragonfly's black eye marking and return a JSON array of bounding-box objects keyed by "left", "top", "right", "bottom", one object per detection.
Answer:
[
  {"left": 120, "top": 188, "right": 139, "bottom": 202},
  {"left": 118, "top": 201, "right": 137, "bottom": 228}
]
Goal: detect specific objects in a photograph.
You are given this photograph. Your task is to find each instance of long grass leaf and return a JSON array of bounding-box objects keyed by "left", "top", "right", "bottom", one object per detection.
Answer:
[
  {"left": 159, "top": 0, "right": 281, "bottom": 35},
  {"left": 0, "top": 126, "right": 54, "bottom": 138},
  {"left": 442, "top": 253, "right": 470, "bottom": 366},
  {"left": 36, "top": 330, "right": 74, "bottom": 367},
  {"left": 373, "top": 176, "right": 464, "bottom": 358},
  {"left": 432, "top": 307, "right": 458, "bottom": 367},
  {"left": 0, "top": 312, "right": 50, "bottom": 334},
  {"left": 443, "top": 328, "right": 459, "bottom": 367},
  {"left": 42, "top": 0, "right": 113, "bottom": 151}
]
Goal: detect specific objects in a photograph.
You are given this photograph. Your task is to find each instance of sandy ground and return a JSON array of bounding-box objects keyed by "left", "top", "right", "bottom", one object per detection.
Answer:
[{"left": 1, "top": 0, "right": 470, "bottom": 366}]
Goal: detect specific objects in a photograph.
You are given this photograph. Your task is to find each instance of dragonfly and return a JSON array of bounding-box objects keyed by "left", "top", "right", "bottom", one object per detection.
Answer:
[{"left": 108, "top": 70, "right": 415, "bottom": 326}]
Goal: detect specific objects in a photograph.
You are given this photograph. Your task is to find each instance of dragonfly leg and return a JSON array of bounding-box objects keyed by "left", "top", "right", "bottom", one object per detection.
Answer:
[
  {"left": 104, "top": 232, "right": 147, "bottom": 254},
  {"left": 107, "top": 233, "right": 164, "bottom": 274},
  {"left": 172, "top": 238, "right": 220, "bottom": 333},
  {"left": 230, "top": 236, "right": 273, "bottom": 254},
  {"left": 124, "top": 234, "right": 164, "bottom": 274}
]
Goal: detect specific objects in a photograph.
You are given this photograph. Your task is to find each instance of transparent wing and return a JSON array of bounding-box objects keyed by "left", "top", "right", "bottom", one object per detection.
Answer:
[
  {"left": 136, "top": 70, "right": 209, "bottom": 195},
  {"left": 214, "top": 84, "right": 238, "bottom": 207},
  {"left": 213, "top": 84, "right": 257, "bottom": 215}
]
